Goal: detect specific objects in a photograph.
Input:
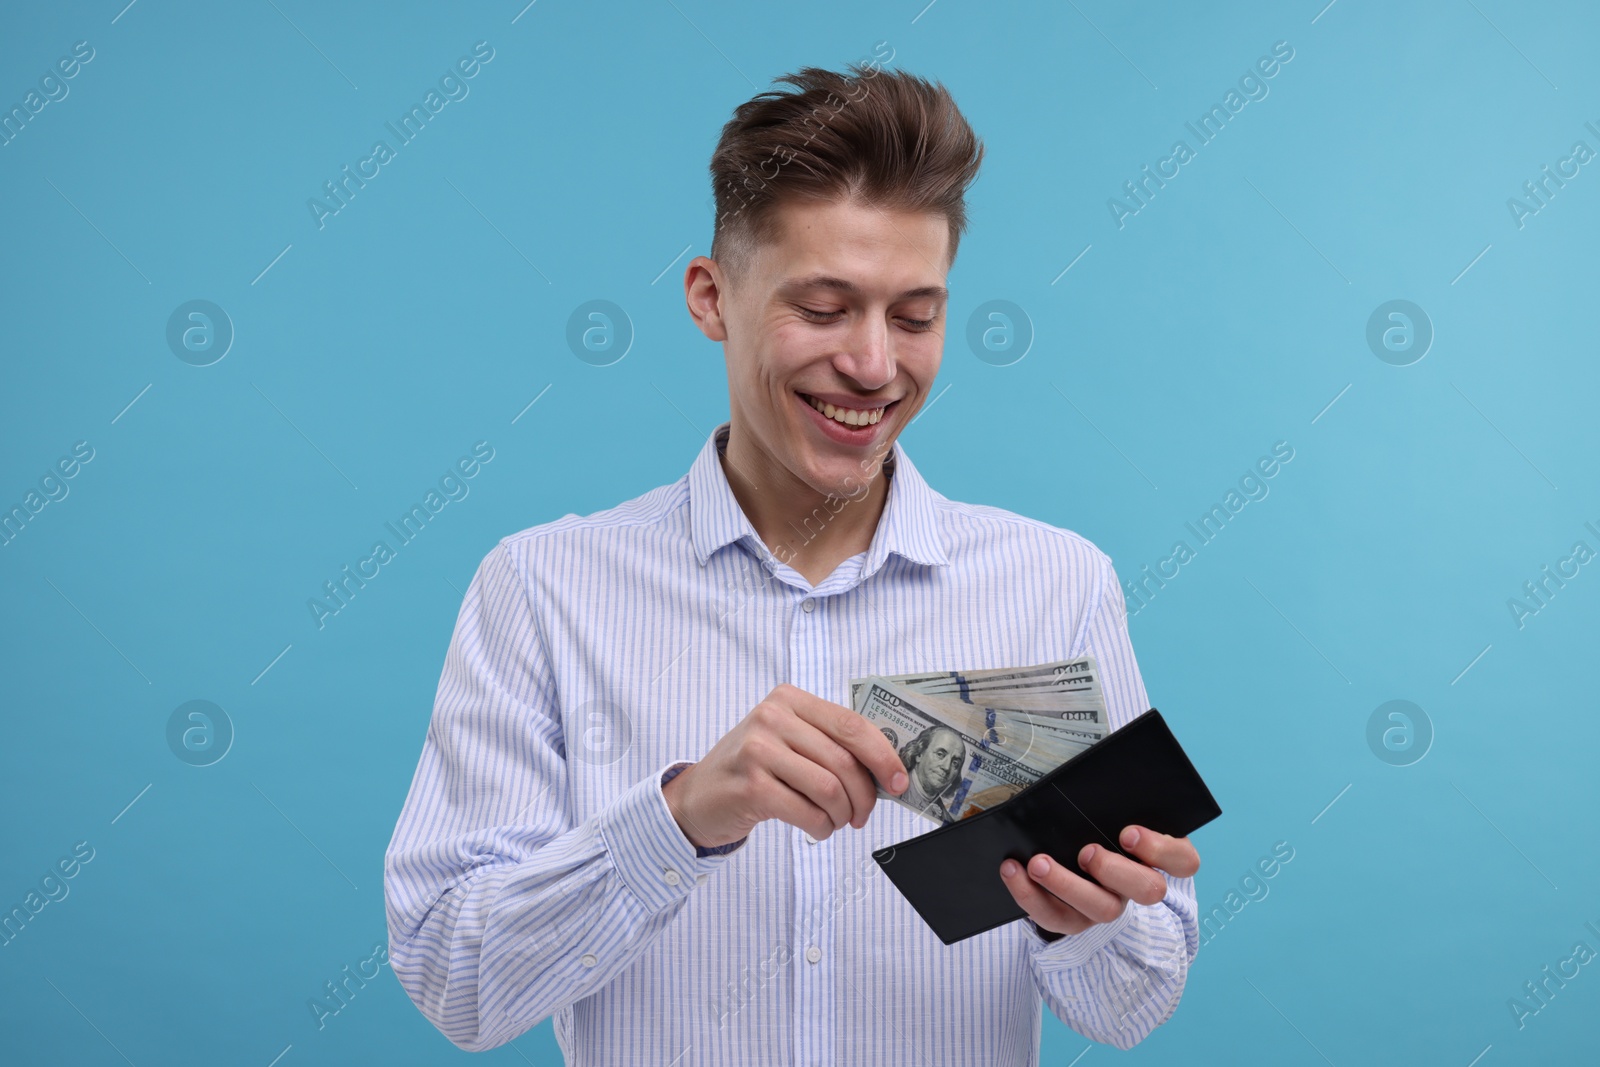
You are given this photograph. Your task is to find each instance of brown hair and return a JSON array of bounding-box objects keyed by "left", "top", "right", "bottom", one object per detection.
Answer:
[{"left": 708, "top": 61, "right": 985, "bottom": 284}]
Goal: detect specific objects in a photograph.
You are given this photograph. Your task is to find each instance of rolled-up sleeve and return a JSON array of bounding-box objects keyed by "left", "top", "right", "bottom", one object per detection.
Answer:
[
  {"left": 383, "top": 540, "right": 742, "bottom": 1052},
  {"left": 1024, "top": 549, "right": 1200, "bottom": 1049}
]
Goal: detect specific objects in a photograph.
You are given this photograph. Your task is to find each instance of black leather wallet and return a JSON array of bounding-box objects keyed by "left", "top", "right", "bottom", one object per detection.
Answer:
[{"left": 871, "top": 708, "right": 1222, "bottom": 945}]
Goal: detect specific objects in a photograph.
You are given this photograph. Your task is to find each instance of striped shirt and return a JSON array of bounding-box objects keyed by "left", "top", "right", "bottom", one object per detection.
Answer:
[{"left": 384, "top": 422, "right": 1198, "bottom": 1064}]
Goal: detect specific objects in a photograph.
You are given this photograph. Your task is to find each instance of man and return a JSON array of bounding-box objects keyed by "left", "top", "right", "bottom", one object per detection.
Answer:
[
  {"left": 385, "top": 62, "right": 1201, "bottom": 1064},
  {"left": 896, "top": 725, "right": 965, "bottom": 821}
]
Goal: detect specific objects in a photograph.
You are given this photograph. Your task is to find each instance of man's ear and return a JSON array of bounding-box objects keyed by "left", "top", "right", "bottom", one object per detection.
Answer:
[{"left": 684, "top": 256, "right": 729, "bottom": 342}]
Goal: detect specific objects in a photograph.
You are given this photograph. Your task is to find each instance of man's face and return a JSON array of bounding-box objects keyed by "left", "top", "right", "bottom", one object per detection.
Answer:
[
  {"left": 710, "top": 197, "right": 949, "bottom": 498},
  {"left": 914, "top": 727, "right": 965, "bottom": 796}
]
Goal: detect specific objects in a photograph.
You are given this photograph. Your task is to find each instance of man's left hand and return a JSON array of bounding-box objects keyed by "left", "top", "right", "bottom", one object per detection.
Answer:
[{"left": 998, "top": 825, "right": 1201, "bottom": 938}]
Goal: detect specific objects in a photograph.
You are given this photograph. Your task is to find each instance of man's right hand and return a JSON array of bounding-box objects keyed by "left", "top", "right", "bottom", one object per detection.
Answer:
[{"left": 661, "top": 683, "right": 909, "bottom": 849}]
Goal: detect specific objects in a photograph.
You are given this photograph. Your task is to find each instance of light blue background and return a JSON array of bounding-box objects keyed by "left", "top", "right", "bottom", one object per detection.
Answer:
[{"left": 3, "top": 1, "right": 1596, "bottom": 1063}]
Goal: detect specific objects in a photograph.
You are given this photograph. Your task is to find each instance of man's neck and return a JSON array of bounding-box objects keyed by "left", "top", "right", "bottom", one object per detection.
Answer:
[{"left": 719, "top": 423, "right": 890, "bottom": 587}]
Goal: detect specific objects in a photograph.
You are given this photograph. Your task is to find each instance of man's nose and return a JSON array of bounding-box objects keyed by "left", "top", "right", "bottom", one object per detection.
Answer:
[{"left": 833, "top": 314, "right": 894, "bottom": 390}]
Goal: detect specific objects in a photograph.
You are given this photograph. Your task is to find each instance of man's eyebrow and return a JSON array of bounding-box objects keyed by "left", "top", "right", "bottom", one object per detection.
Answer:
[{"left": 782, "top": 274, "right": 949, "bottom": 301}]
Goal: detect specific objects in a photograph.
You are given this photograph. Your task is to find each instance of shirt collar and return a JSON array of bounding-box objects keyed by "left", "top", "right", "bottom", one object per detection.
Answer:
[{"left": 687, "top": 422, "right": 950, "bottom": 572}]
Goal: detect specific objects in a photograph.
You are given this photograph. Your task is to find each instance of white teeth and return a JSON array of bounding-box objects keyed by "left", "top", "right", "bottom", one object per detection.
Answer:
[{"left": 806, "top": 395, "right": 885, "bottom": 428}]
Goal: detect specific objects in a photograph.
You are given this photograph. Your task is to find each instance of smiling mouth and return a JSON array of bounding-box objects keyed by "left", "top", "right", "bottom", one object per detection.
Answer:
[{"left": 800, "top": 393, "right": 892, "bottom": 427}]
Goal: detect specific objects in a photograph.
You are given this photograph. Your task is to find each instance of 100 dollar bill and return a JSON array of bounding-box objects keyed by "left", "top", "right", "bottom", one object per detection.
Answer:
[{"left": 850, "top": 657, "right": 1111, "bottom": 824}]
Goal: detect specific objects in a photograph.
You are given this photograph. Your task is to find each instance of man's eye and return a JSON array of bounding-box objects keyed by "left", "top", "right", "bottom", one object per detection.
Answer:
[{"left": 797, "top": 306, "right": 937, "bottom": 330}]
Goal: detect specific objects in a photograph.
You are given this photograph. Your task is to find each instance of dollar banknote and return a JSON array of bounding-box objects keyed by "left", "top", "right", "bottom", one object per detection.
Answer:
[
  {"left": 849, "top": 658, "right": 1102, "bottom": 711},
  {"left": 851, "top": 656, "right": 1111, "bottom": 824}
]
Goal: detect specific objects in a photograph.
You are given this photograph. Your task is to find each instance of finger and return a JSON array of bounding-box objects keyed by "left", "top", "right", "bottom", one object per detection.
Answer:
[
  {"left": 777, "top": 715, "right": 880, "bottom": 829},
  {"left": 755, "top": 765, "right": 838, "bottom": 842},
  {"left": 1019, "top": 852, "right": 1127, "bottom": 925},
  {"left": 762, "top": 744, "right": 854, "bottom": 834},
  {"left": 1118, "top": 826, "right": 1201, "bottom": 879},
  {"left": 998, "top": 858, "right": 1090, "bottom": 936},
  {"left": 1076, "top": 842, "right": 1169, "bottom": 906},
  {"left": 785, "top": 687, "right": 908, "bottom": 795}
]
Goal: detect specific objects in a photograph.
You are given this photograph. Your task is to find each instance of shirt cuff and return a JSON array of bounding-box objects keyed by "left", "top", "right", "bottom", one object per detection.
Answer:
[
  {"left": 598, "top": 759, "right": 744, "bottom": 914},
  {"left": 1024, "top": 897, "right": 1136, "bottom": 968}
]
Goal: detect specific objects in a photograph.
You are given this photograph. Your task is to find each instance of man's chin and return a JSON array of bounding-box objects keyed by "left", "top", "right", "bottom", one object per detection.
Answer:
[{"left": 791, "top": 452, "right": 884, "bottom": 503}]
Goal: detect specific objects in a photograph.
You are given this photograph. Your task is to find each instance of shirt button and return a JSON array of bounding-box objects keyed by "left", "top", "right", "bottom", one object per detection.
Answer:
[
  {"left": 580, "top": 953, "right": 598, "bottom": 968},
  {"left": 805, "top": 946, "right": 822, "bottom": 964},
  {"left": 801, "top": 598, "right": 816, "bottom": 613},
  {"left": 663, "top": 868, "right": 681, "bottom": 886},
  {"left": 803, "top": 832, "right": 818, "bottom": 845}
]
